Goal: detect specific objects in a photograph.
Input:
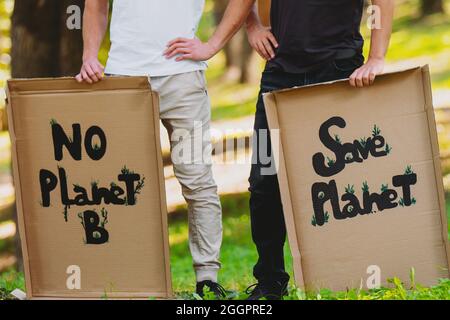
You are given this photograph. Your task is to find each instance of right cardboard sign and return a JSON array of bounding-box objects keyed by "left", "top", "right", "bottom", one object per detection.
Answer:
[{"left": 264, "top": 66, "right": 450, "bottom": 291}]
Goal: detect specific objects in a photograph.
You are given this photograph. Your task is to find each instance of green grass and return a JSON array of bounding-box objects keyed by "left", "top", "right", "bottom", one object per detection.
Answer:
[
  {"left": 384, "top": 14, "right": 450, "bottom": 61},
  {"left": 0, "top": 270, "right": 23, "bottom": 300},
  {"left": 169, "top": 193, "right": 292, "bottom": 295},
  {"left": 378, "top": 6, "right": 450, "bottom": 90},
  {"left": 285, "top": 277, "right": 450, "bottom": 300}
]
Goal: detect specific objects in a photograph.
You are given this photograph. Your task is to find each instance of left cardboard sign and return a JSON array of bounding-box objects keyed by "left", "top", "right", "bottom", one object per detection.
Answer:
[{"left": 6, "top": 77, "right": 172, "bottom": 299}]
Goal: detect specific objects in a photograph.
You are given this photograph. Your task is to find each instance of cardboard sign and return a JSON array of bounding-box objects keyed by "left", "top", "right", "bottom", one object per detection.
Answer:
[
  {"left": 6, "top": 77, "right": 172, "bottom": 299},
  {"left": 264, "top": 66, "right": 450, "bottom": 291}
]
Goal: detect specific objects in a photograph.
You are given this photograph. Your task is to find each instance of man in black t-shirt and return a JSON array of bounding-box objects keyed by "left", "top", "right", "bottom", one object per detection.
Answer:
[
  {"left": 266, "top": 0, "right": 365, "bottom": 73},
  {"left": 166, "top": 0, "right": 394, "bottom": 300}
]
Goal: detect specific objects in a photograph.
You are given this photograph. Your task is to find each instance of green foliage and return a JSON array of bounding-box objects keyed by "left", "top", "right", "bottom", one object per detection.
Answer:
[
  {"left": 372, "top": 125, "right": 381, "bottom": 137},
  {"left": 405, "top": 165, "right": 415, "bottom": 175},
  {"left": 311, "top": 212, "right": 329, "bottom": 227},
  {"left": 385, "top": 143, "right": 393, "bottom": 155},
  {"left": 100, "top": 208, "right": 109, "bottom": 228},
  {"left": 359, "top": 137, "right": 368, "bottom": 148},
  {"left": 362, "top": 181, "right": 370, "bottom": 193},
  {"left": 327, "top": 157, "right": 335, "bottom": 167},
  {"left": 324, "top": 212, "right": 330, "bottom": 224},
  {"left": 311, "top": 215, "right": 317, "bottom": 227},
  {"left": 334, "top": 135, "right": 342, "bottom": 145},
  {"left": 284, "top": 278, "right": 450, "bottom": 300},
  {"left": 0, "top": 270, "right": 25, "bottom": 300},
  {"left": 345, "top": 184, "right": 355, "bottom": 194},
  {"left": 120, "top": 166, "right": 145, "bottom": 205}
]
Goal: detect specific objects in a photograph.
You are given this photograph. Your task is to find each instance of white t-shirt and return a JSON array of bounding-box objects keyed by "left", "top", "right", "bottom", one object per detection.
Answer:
[{"left": 105, "top": 0, "right": 207, "bottom": 77}]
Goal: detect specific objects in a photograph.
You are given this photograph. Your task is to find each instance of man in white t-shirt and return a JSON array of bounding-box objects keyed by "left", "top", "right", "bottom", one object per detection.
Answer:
[{"left": 75, "top": 0, "right": 252, "bottom": 298}]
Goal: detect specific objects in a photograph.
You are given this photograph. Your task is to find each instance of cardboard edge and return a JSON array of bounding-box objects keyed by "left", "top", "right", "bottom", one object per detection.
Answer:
[
  {"left": 268, "top": 65, "right": 423, "bottom": 96},
  {"left": 6, "top": 76, "right": 152, "bottom": 93},
  {"left": 420, "top": 65, "right": 450, "bottom": 275},
  {"left": 29, "top": 291, "right": 171, "bottom": 300},
  {"left": 263, "top": 93, "right": 306, "bottom": 289},
  {"left": 4, "top": 84, "right": 34, "bottom": 299},
  {"left": 151, "top": 90, "right": 174, "bottom": 298}
]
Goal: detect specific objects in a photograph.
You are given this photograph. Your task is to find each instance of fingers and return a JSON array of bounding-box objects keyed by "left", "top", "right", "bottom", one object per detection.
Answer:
[
  {"left": 255, "top": 41, "right": 270, "bottom": 60},
  {"left": 165, "top": 44, "right": 192, "bottom": 59},
  {"left": 252, "top": 31, "right": 277, "bottom": 60},
  {"left": 369, "top": 71, "right": 376, "bottom": 85},
  {"left": 92, "top": 61, "right": 104, "bottom": 80},
  {"left": 350, "top": 68, "right": 364, "bottom": 88},
  {"left": 262, "top": 38, "right": 275, "bottom": 59},
  {"left": 81, "top": 69, "right": 93, "bottom": 84},
  {"left": 84, "top": 64, "right": 99, "bottom": 82},
  {"left": 267, "top": 32, "right": 279, "bottom": 49},
  {"left": 75, "top": 73, "right": 83, "bottom": 83},
  {"left": 167, "top": 37, "right": 190, "bottom": 47},
  {"left": 363, "top": 69, "right": 375, "bottom": 86},
  {"left": 76, "top": 60, "right": 104, "bottom": 84},
  {"left": 166, "top": 47, "right": 192, "bottom": 59},
  {"left": 355, "top": 72, "right": 364, "bottom": 88},
  {"left": 165, "top": 38, "right": 192, "bottom": 57},
  {"left": 349, "top": 69, "right": 358, "bottom": 87},
  {"left": 349, "top": 67, "right": 377, "bottom": 88}
]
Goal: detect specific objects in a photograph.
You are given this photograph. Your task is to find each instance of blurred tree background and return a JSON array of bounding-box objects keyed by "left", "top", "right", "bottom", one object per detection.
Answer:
[
  {"left": 422, "top": 0, "right": 445, "bottom": 15},
  {"left": 11, "top": 0, "right": 84, "bottom": 78},
  {"left": 0, "top": 0, "right": 449, "bottom": 299}
]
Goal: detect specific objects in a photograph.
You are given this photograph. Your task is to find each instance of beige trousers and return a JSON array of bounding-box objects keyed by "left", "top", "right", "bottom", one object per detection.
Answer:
[{"left": 151, "top": 71, "right": 222, "bottom": 283}]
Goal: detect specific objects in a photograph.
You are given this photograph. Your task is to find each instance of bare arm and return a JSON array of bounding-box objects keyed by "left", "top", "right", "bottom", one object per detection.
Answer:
[
  {"left": 75, "top": 0, "right": 109, "bottom": 83},
  {"left": 350, "top": 0, "right": 394, "bottom": 87},
  {"left": 165, "top": 0, "right": 255, "bottom": 61}
]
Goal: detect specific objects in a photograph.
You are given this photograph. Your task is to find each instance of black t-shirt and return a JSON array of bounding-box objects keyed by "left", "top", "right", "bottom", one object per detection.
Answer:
[{"left": 266, "top": 0, "right": 365, "bottom": 73}]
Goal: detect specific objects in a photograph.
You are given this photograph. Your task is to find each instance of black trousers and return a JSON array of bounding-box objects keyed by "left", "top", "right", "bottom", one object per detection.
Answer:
[{"left": 249, "top": 55, "right": 364, "bottom": 284}]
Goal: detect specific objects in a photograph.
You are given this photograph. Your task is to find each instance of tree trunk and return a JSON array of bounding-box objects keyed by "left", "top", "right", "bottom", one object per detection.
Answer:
[
  {"left": 257, "top": 0, "right": 271, "bottom": 27},
  {"left": 11, "top": 0, "right": 84, "bottom": 78},
  {"left": 213, "top": 0, "right": 253, "bottom": 83},
  {"left": 10, "top": 0, "right": 84, "bottom": 272},
  {"left": 421, "top": 0, "right": 445, "bottom": 16}
]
